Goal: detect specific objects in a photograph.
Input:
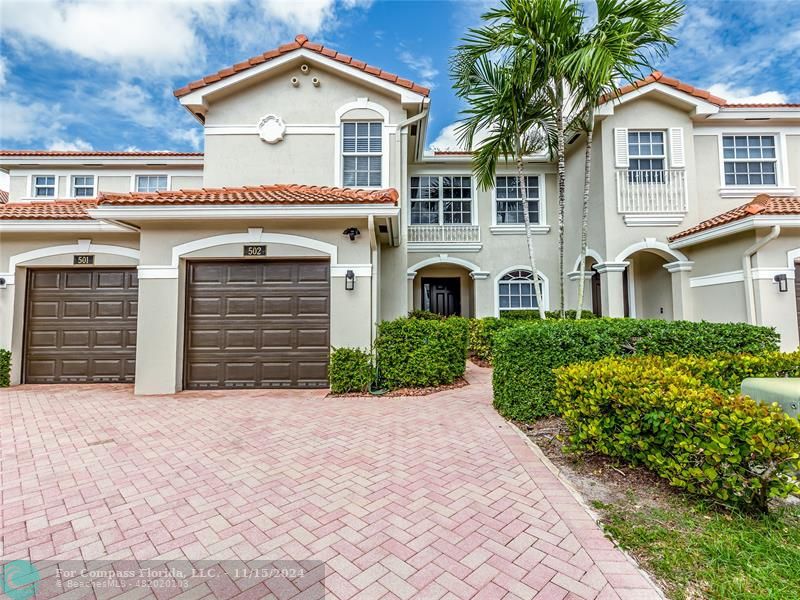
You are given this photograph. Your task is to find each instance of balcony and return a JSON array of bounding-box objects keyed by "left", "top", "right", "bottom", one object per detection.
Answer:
[
  {"left": 407, "top": 224, "right": 481, "bottom": 252},
  {"left": 615, "top": 168, "right": 688, "bottom": 226}
]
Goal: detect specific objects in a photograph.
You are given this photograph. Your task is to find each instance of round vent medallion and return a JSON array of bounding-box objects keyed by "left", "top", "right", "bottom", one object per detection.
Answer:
[{"left": 257, "top": 114, "right": 286, "bottom": 144}]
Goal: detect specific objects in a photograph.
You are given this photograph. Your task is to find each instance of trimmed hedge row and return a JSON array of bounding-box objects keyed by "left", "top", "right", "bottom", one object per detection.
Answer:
[
  {"left": 329, "top": 347, "right": 373, "bottom": 394},
  {"left": 492, "top": 319, "right": 781, "bottom": 420},
  {"left": 499, "top": 309, "right": 599, "bottom": 320},
  {"left": 555, "top": 353, "right": 800, "bottom": 512},
  {"left": 0, "top": 349, "right": 9, "bottom": 388},
  {"left": 375, "top": 316, "right": 469, "bottom": 389}
]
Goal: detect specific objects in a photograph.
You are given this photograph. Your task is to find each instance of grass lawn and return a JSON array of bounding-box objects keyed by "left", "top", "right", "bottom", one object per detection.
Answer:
[
  {"left": 596, "top": 498, "right": 800, "bottom": 600},
  {"left": 522, "top": 418, "right": 800, "bottom": 600}
]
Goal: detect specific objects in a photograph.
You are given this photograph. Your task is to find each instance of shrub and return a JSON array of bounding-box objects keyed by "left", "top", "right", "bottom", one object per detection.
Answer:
[
  {"left": 0, "top": 349, "right": 9, "bottom": 388},
  {"left": 499, "top": 309, "right": 598, "bottom": 320},
  {"left": 555, "top": 354, "right": 800, "bottom": 512},
  {"left": 329, "top": 347, "right": 373, "bottom": 393},
  {"left": 492, "top": 319, "right": 780, "bottom": 420},
  {"left": 375, "top": 316, "right": 469, "bottom": 388},
  {"left": 468, "top": 318, "right": 516, "bottom": 364},
  {"left": 408, "top": 310, "right": 446, "bottom": 320}
]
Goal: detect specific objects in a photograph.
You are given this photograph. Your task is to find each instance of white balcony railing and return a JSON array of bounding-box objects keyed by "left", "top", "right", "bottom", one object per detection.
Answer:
[
  {"left": 615, "top": 168, "right": 688, "bottom": 214},
  {"left": 408, "top": 224, "right": 481, "bottom": 243}
]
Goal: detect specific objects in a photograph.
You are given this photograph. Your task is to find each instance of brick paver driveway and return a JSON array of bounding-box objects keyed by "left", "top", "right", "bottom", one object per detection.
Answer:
[{"left": 1, "top": 365, "right": 661, "bottom": 600}]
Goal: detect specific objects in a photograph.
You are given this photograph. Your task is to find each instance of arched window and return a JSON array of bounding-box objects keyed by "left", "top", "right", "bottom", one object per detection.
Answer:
[{"left": 498, "top": 269, "right": 542, "bottom": 310}]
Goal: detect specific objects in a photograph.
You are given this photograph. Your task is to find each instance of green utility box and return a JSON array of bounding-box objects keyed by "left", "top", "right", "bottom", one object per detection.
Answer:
[{"left": 741, "top": 378, "right": 800, "bottom": 419}]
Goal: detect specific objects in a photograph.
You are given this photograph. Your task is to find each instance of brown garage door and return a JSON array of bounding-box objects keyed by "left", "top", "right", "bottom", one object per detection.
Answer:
[
  {"left": 24, "top": 268, "right": 138, "bottom": 383},
  {"left": 184, "top": 260, "right": 330, "bottom": 389}
]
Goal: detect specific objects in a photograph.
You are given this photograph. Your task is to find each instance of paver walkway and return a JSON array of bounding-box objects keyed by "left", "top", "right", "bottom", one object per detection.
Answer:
[{"left": 1, "top": 364, "right": 661, "bottom": 599}]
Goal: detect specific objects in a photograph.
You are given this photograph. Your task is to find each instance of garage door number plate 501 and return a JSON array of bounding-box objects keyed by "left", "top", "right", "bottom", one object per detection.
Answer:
[
  {"left": 73, "top": 254, "right": 95, "bottom": 265},
  {"left": 243, "top": 245, "right": 267, "bottom": 257}
]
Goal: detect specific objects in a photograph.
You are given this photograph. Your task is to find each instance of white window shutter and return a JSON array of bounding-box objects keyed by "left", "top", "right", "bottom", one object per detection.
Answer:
[
  {"left": 614, "top": 128, "right": 629, "bottom": 168},
  {"left": 669, "top": 127, "right": 685, "bottom": 168}
]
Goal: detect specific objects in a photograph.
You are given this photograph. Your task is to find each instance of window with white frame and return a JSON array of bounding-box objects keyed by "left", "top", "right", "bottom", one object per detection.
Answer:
[
  {"left": 72, "top": 175, "right": 95, "bottom": 197},
  {"left": 410, "top": 175, "right": 472, "bottom": 225},
  {"left": 628, "top": 130, "right": 665, "bottom": 183},
  {"left": 33, "top": 175, "right": 56, "bottom": 197},
  {"left": 494, "top": 176, "right": 540, "bottom": 224},
  {"left": 722, "top": 135, "right": 777, "bottom": 186},
  {"left": 136, "top": 175, "right": 168, "bottom": 193},
  {"left": 342, "top": 121, "right": 382, "bottom": 187},
  {"left": 498, "top": 269, "right": 542, "bottom": 310}
]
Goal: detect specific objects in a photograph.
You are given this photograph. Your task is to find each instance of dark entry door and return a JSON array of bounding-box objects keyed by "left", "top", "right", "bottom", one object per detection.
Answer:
[
  {"left": 24, "top": 268, "right": 138, "bottom": 383},
  {"left": 591, "top": 269, "right": 602, "bottom": 316},
  {"left": 421, "top": 277, "right": 461, "bottom": 317},
  {"left": 184, "top": 260, "right": 330, "bottom": 389}
]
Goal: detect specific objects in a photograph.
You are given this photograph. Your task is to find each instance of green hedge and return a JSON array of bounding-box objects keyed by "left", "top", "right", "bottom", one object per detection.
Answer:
[
  {"left": 499, "top": 309, "right": 599, "bottom": 320},
  {"left": 329, "top": 347, "right": 373, "bottom": 393},
  {"left": 375, "top": 316, "right": 469, "bottom": 388},
  {"left": 556, "top": 353, "right": 800, "bottom": 512},
  {"left": 407, "top": 310, "right": 447, "bottom": 320},
  {"left": 492, "top": 319, "right": 780, "bottom": 420},
  {"left": 0, "top": 349, "right": 9, "bottom": 388}
]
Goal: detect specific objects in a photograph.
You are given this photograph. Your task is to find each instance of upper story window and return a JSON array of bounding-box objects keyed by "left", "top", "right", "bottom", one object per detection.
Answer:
[
  {"left": 72, "top": 175, "right": 95, "bottom": 197},
  {"left": 33, "top": 175, "right": 56, "bottom": 197},
  {"left": 410, "top": 176, "right": 472, "bottom": 225},
  {"left": 136, "top": 175, "right": 168, "bottom": 193},
  {"left": 628, "top": 131, "right": 665, "bottom": 183},
  {"left": 722, "top": 135, "right": 777, "bottom": 186},
  {"left": 495, "top": 175, "right": 540, "bottom": 225},
  {"left": 342, "top": 121, "right": 382, "bottom": 187}
]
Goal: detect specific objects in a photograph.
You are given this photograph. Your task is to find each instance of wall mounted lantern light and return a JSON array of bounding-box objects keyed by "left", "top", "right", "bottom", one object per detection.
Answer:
[
  {"left": 345, "top": 270, "right": 355, "bottom": 291},
  {"left": 774, "top": 273, "right": 789, "bottom": 293},
  {"left": 343, "top": 227, "right": 361, "bottom": 241}
]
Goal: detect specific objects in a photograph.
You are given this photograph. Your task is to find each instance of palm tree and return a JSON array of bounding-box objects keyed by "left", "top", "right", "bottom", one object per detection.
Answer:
[
  {"left": 452, "top": 51, "right": 552, "bottom": 319},
  {"left": 565, "top": 0, "right": 683, "bottom": 318}
]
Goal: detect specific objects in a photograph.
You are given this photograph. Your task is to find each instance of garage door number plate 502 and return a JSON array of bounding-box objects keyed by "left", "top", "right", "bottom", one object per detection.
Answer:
[{"left": 243, "top": 245, "right": 267, "bottom": 257}]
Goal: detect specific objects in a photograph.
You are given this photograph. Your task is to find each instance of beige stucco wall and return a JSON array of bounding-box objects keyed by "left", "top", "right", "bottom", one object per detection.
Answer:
[{"left": 171, "top": 176, "right": 204, "bottom": 190}]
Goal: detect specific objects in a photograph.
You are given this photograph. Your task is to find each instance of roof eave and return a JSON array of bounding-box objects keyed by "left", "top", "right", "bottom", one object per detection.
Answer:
[
  {"left": 669, "top": 215, "right": 800, "bottom": 248},
  {"left": 596, "top": 82, "right": 721, "bottom": 118},
  {"left": 88, "top": 203, "right": 400, "bottom": 221}
]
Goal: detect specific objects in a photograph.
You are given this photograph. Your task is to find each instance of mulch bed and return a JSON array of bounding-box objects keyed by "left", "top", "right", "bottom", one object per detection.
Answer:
[
  {"left": 327, "top": 377, "right": 468, "bottom": 398},
  {"left": 468, "top": 356, "right": 491, "bottom": 368}
]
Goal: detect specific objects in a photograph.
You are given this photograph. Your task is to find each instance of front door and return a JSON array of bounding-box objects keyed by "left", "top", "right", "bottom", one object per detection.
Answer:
[{"left": 421, "top": 278, "right": 461, "bottom": 317}]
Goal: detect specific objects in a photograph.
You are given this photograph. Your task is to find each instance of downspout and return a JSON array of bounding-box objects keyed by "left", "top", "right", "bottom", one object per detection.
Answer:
[
  {"left": 742, "top": 225, "right": 780, "bottom": 324},
  {"left": 394, "top": 107, "right": 429, "bottom": 247}
]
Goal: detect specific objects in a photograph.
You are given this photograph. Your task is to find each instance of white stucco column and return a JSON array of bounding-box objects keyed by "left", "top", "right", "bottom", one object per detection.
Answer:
[
  {"left": 0, "top": 280, "right": 15, "bottom": 351},
  {"left": 594, "top": 262, "right": 628, "bottom": 318},
  {"left": 406, "top": 272, "right": 416, "bottom": 314},
  {"left": 134, "top": 274, "right": 181, "bottom": 395},
  {"left": 566, "top": 271, "right": 593, "bottom": 312},
  {"left": 470, "top": 271, "right": 493, "bottom": 317},
  {"left": 664, "top": 261, "right": 694, "bottom": 321}
]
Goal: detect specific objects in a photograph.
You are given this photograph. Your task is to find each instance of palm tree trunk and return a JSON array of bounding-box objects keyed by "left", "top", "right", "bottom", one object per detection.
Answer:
[
  {"left": 518, "top": 154, "right": 547, "bottom": 319},
  {"left": 556, "top": 93, "right": 566, "bottom": 318},
  {"left": 576, "top": 124, "right": 593, "bottom": 320}
]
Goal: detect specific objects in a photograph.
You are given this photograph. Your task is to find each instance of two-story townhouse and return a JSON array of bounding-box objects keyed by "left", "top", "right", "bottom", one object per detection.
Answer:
[{"left": 1, "top": 36, "right": 798, "bottom": 395}]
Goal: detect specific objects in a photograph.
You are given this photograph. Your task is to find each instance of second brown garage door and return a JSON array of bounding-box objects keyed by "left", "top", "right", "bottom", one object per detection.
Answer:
[
  {"left": 24, "top": 268, "right": 138, "bottom": 383},
  {"left": 184, "top": 260, "right": 330, "bottom": 389}
]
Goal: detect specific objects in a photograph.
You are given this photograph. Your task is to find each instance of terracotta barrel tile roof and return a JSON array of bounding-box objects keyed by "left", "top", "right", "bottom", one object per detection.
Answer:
[
  {"left": 174, "top": 34, "right": 430, "bottom": 99},
  {"left": 0, "top": 150, "right": 203, "bottom": 157},
  {"left": 669, "top": 194, "right": 800, "bottom": 241},
  {"left": 97, "top": 184, "right": 399, "bottom": 206},
  {"left": 0, "top": 199, "right": 97, "bottom": 220},
  {"left": 600, "top": 71, "right": 727, "bottom": 106}
]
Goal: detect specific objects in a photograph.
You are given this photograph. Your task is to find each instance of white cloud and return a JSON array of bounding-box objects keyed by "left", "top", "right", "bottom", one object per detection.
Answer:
[
  {"left": 0, "top": 96, "right": 67, "bottom": 144},
  {"left": 429, "top": 122, "right": 464, "bottom": 151},
  {"left": 168, "top": 128, "right": 204, "bottom": 150},
  {"left": 102, "top": 82, "right": 164, "bottom": 128},
  {"left": 398, "top": 50, "right": 439, "bottom": 89},
  {"left": 0, "top": 56, "right": 7, "bottom": 88},
  {"left": 707, "top": 84, "right": 788, "bottom": 104},
  {"left": 47, "top": 138, "right": 94, "bottom": 151}
]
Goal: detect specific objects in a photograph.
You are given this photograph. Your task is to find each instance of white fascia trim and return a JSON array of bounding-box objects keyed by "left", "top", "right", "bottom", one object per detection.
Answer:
[
  {"left": 87, "top": 205, "right": 399, "bottom": 220},
  {"left": 623, "top": 214, "right": 687, "bottom": 227},
  {"left": 407, "top": 243, "right": 483, "bottom": 253},
  {"left": 707, "top": 108, "right": 800, "bottom": 120},
  {"left": 0, "top": 220, "right": 127, "bottom": 232},
  {"left": 690, "top": 270, "right": 744, "bottom": 288},
  {"left": 670, "top": 216, "right": 800, "bottom": 248},
  {"left": 595, "top": 83, "right": 720, "bottom": 117},
  {"left": 718, "top": 186, "right": 796, "bottom": 199},
  {"left": 0, "top": 157, "right": 203, "bottom": 167},
  {"left": 489, "top": 225, "right": 551, "bottom": 235},
  {"left": 178, "top": 49, "right": 427, "bottom": 107},
  {"left": 753, "top": 267, "right": 795, "bottom": 280}
]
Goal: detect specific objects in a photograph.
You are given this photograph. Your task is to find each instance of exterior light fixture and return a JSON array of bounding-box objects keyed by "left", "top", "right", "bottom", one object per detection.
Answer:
[
  {"left": 345, "top": 270, "right": 355, "bottom": 291},
  {"left": 343, "top": 227, "right": 361, "bottom": 241},
  {"left": 774, "top": 273, "right": 789, "bottom": 293}
]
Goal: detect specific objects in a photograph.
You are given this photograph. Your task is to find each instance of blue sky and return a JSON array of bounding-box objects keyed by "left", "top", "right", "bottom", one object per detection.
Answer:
[{"left": 1, "top": 0, "right": 799, "bottom": 154}]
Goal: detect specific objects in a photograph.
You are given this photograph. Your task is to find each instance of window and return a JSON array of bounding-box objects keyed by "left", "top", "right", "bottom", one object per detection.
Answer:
[
  {"left": 410, "top": 175, "right": 473, "bottom": 225},
  {"left": 72, "top": 175, "right": 95, "bottom": 197},
  {"left": 628, "top": 131, "right": 665, "bottom": 183},
  {"left": 722, "top": 135, "right": 777, "bottom": 186},
  {"left": 136, "top": 175, "right": 168, "bottom": 193},
  {"left": 494, "top": 176, "right": 540, "bottom": 225},
  {"left": 498, "top": 269, "right": 542, "bottom": 310},
  {"left": 342, "top": 121, "right": 382, "bottom": 187},
  {"left": 33, "top": 175, "right": 56, "bottom": 197}
]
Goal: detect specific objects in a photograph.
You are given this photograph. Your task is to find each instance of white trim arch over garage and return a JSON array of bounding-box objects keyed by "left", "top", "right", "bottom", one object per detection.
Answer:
[
  {"left": 2, "top": 240, "right": 141, "bottom": 285},
  {"left": 407, "top": 255, "right": 490, "bottom": 280}
]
